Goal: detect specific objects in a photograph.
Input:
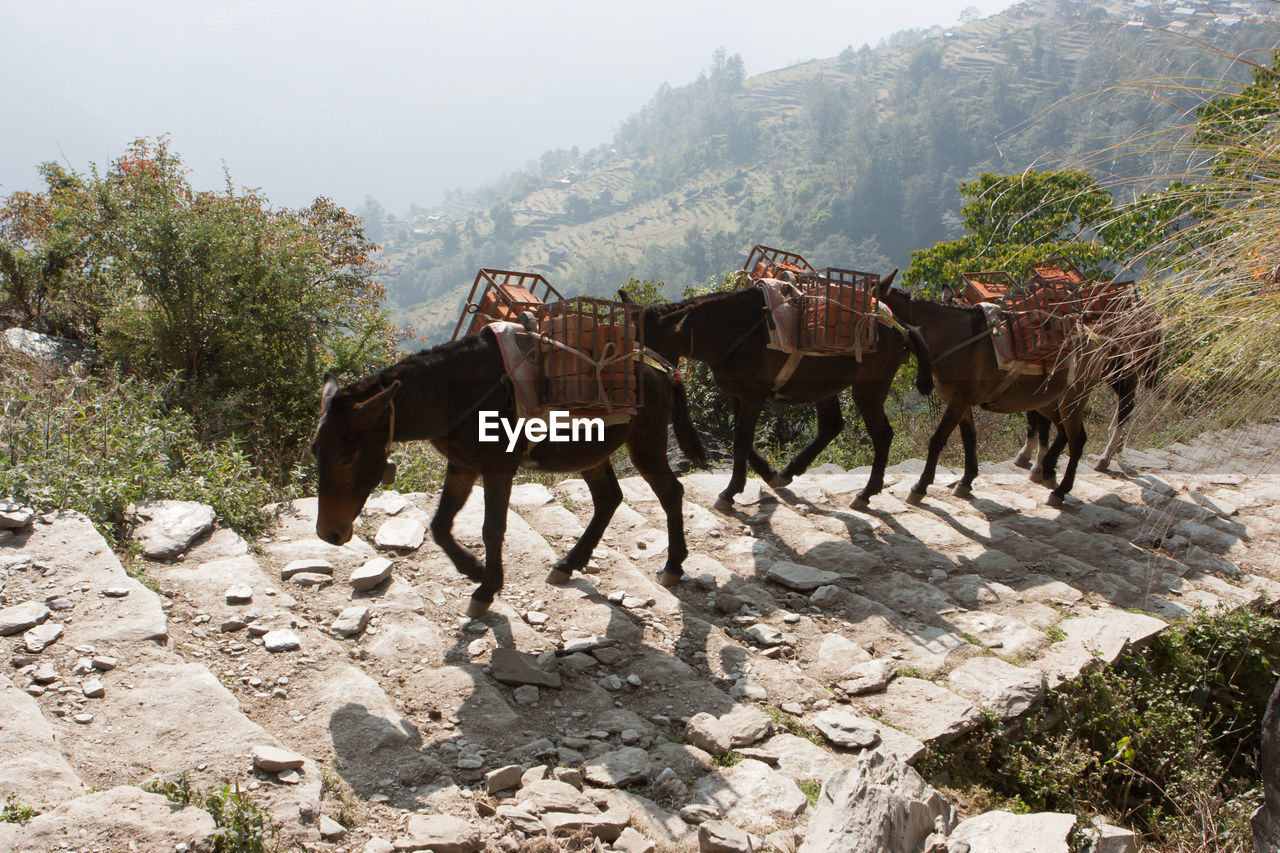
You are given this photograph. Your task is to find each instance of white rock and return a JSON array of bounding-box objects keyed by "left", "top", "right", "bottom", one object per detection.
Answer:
[
  {"left": 767, "top": 560, "right": 843, "bottom": 592},
  {"left": 331, "top": 606, "right": 370, "bottom": 638},
  {"left": 262, "top": 629, "right": 301, "bottom": 653},
  {"left": 812, "top": 709, "right": 881, "bottom": 750},
  {"left": 947, "top": 657, "right": 1046, "bottom": 720},
  {"left": 24, "top": 621, "right": 64, "bottom": 653},
  {"left": 131, "top": 500, "right": 216, "bottom": 559},
  {"left": 280, "top": 558, "right": 332, "bottom": 580},
  {"left": 350, "top": 556, "right": 393, "bottom": 591},
  {"left": 948, "top": 810, "right": 1076, "bottom": 853},
  {"left": 253, "top": 745, "right": 306, "bottom": 773},
  {"left": 374, "top": 518, "right": 426, "bottom": 550},
  {"left": 0, "top": 601, "right": 50, "bottom": 636}
]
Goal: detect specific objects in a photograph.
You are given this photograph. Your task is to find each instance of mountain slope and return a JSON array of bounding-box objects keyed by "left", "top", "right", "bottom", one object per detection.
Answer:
[{"left": 379, "top": 0, "right": 1279, "bottom": 344}]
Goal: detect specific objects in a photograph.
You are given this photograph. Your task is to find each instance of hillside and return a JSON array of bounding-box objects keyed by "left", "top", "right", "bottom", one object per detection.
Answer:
[{"left": 374, "top": 0, "right": 1279, "bottom": 344}]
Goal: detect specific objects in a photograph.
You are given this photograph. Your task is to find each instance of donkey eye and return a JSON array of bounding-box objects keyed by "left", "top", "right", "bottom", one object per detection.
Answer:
[{"left": 337, "top": 454, "right": 356, "bottom": 467}]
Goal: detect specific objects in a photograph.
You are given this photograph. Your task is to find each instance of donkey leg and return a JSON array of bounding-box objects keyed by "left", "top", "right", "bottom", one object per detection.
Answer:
[
  {"left": 778, "top": 397, "right": 844, "bottom": 488},
  {"left": 952, "top": 411, "right": 978, "bottom": 497},
  {"left": 549, "top": 461, "right": 622, "bottom": 584},
  {"left": 468, "top": 470, "right": 514, "bottom": 617},
  {"left": 851, "top": 386, "right": 892, "bottom": 509},
  {"left": 1013, "top": 412, "right": 1039, "bottom": 469},
  {"left": 1096, "top": 377, "right": 1136, "bottom": 472},
  {"left": 909, "top": 400, "right": 966, "bottom": 504},
  {"left": 717, "top": 396, "right": 766, "bottom": 510},
  {"left": 628, "top": 428, "right": 688, "bottom": 586},
  {"left": 430, "top": 463, "right": 482, "bottom": 583},
  {"left": 1032, "top": 413, "right": 1066, "bottom": 488},
  {"left": 1048, "top": 415, "right": 1087, "bottom": 507}
]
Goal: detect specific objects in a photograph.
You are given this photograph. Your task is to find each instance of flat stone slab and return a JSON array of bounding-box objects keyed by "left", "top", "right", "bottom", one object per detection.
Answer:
[
  {"left": 947, "top": 657, "right": 1046, "bottom": 720},
  {"left": 396, "top": 813, "right": 485, "bottom": 851},
  {"left": 690, "top": 758, "right": 808, "bottom": 832},
  {"left": 0, "top": 498, "right": 35, "bottom": 529},
  {"left": 2, "top": 786, "right": 217, "bottom": 851},
  {"left": 350, "top": 556, "right": 394, "bottom": 591},
  {"left": 766, "top": 560, "right": 844, "bottom": 592},
  {"left": 583, "top": 746, "right": 650, "bottom": 787},
  {"left": 1035, "top": 609, "right": 1166, "bottom": 688},
  {"left": 23, "top": 621, "right": 63, "bottom": 652},
  {"left": 0, "top": 600, "right": 50, "bottom": 635},
  {"left": 0, "top": 674, "right": 86, "bottom": 808},
  {"left": 374, "top": 518, "right": 426, "bottom": 550},
  {"left": 262, "top": 629, "right": 301, "bottom": 652},
  {"left": 491, "top": 647, "right": 561, "bottom": 688},
  {"left": 812, "top": 709, "right": 881, "bottom": 750},
  {"left": 131, "top": 500, "right": 216, "bottom": 559},
  {"left": 253, "top": 744, "right": 305, "bottom": 772},
  {"left": 852, "top": 677, "right": 984, "bottom": 745},
  {"left": 949, "top": 810, "right": 1076, "bottom": 853},
  {"left": 279, "top": 557, "right": 332, "bottom": 580},
  {"left": 834, "top": 659, "right": 898, "bottom": 696}
]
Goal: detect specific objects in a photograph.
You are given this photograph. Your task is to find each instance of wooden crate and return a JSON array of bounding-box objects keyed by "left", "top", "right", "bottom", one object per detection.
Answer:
[
  {"left": 1081, "top": 279, "right": 1135, "bottom": 323},
  {"left": 1024, "top": 259, "right": 1089, "bottom": 315},
  {"left": 960, "top": 270, "right": 1017, "bottom": 305},
  {"left": 798, "top": 269, "right": 881, "bottom": 353},
  {"left": 742, "top": 244, "right": 815, "bottom": 284},
  {"left": 1003, "top": 286, "right": 1077, "bottom": 366},
  {"left": 453, "top": 269, "right": 563, "bottom": 340},
  {"left": 538, "top": 297, "right": 642, "bottom": 411}
]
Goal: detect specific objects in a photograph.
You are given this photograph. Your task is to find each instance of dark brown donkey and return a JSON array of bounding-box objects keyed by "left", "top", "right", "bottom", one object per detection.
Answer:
[
  {"left": 311, "top": 329, "right": 703, "bottom": 616},
  {"left": 877, "top": 283, "right": 1117, "bottom": 506},
  {"left": 626, "top": 276, "right": 934, "bottom": 511}
]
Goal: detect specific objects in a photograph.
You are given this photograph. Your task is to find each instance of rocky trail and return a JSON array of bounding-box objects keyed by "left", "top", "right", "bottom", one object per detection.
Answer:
[{"left": 2, "top": 422, "right": 1279, "bottom": 852}]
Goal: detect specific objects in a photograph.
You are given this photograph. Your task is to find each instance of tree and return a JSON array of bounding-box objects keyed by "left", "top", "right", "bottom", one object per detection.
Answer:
[{"left": 0, "top": 137, "right": 398, "bottom": 477}]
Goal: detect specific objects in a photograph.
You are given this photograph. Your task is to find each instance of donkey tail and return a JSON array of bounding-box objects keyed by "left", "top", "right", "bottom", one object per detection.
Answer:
[
  {"left": 905, "top": 325, "right": 935, "bottom": 397},
  {"left": 670, "top": 379, "right": 709, "bottom": 469}
]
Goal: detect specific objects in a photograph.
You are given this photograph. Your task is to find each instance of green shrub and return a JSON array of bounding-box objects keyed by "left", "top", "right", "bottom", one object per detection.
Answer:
[
  {"left": 0, "top": 363, "right": 277, "bottom": 544},
  {"left": 144, "top": 775, "right": 275, "bottom": 853},
  {"left": 922, "top": 607, "right": 1280, "bottom": 849},
  {"left": 1, "top": 794, "right": 36, "bottom": 824}
]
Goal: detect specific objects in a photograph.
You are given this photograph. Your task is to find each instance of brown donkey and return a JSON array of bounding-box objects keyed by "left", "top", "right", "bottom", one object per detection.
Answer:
[
  {"left": 627, "top": 276, "right": 933, "bottom": 511},
  {"left": 877, "top": 283, "right": 1118, "bottom": 506},
  {"left": 311, "top": 328, "right": 701, "bottom": 616},
  {"left": 1016, "top": 292, "right": 1163, "bottom": 473}
]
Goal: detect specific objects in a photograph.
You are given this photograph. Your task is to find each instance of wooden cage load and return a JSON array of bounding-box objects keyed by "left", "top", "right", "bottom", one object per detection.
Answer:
[
  {"left": 453, "top": 269, "right": 564, "bottom": 340},
  {"left": 1024, "top": 259, "right": 1089, "bottom": 315},
  {"left": 538, "top": 297, "right": 643, "bottom": 411},
  {"left": 742, "top": 244, "right": 815, "bottom": 284},
  {"left": 959, "top": 270, "right": 1017, "bottom": 305},
  {"left": 1080, "top": 279, "right": 1135, "bottom": 324},
  {"left": 798, "top": 267, "right": 881, "bottom": 353},
  {"left": 1002, "top": 283, "right": 1081, "bottom": 366}
]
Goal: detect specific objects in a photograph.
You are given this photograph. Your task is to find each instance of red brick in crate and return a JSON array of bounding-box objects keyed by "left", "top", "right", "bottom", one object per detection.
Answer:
[
  {"left": 799, "top": 270, "right": 881, "bottom": 353},
  {"left": 960, "top": 271, "right": 1016, "bottom": 305},
  {"left": 1024, "top": 259, "right": 1089, "bottom": 316},
  {"left": 452, "top": 269, "right": 564, "bottom": 341},
  {"left": 1003, "top": 286, "right": 1076, "bottom": 366},
  {"left": 538, "top": 299, "right": 641, "bottom": 411},
  {"left": 742, "top": 245, "right": 815, "bottom": 285}
]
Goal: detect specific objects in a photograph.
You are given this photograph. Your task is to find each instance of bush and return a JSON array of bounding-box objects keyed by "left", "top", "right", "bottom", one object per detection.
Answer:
[
  {"left": 922, "top": 607, "right": 1280, "bottom": 850},
  {"left": 144, "top": 775, "right": 275, "bottom": 853},
  {"left": 0, "top": 355, "right": 277, "bottom": 544}
]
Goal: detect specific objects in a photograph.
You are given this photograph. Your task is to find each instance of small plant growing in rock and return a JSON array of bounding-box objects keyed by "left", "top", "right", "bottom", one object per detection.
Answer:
[
  {"left": 145, "top": 774, "right": 276, "bottom": 853},
  {"left": 1, "top": 795, "right": 36, "bottom": 824}
]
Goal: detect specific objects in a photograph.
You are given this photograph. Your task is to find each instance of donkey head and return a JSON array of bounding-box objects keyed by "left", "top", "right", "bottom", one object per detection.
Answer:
[{"left": 311, "top": 375, "right": 400, "bottom": 545}]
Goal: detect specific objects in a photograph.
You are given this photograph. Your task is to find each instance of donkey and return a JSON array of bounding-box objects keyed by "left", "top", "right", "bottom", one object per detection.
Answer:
[
  {"left": 877, "top": 283, "right": 1117, "bottom": 506},
  {"left": 311, "top": 328, "right": 703, "bottom": 617},
  {"left": 1015, "top": 294, "right": 1163, "bottom": 473},
  {"left": 624, "top": 275, "right": 933, "bottom": 511}
]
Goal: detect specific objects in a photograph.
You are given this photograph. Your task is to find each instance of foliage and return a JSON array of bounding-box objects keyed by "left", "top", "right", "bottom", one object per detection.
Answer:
[
  {"left": 796, "top": 778, "right": 822, "bottom": 806},
  {"left": 0, "top": 137, "right": 398, "bottom": 479},
  {"left": 1, "top": 795, "right": 36, "bottom": 824},
  {"left": 923, "top": 607, "right": 1280, "bottom": 850},
  {"left": 144, "top": 774, "right": 276, "bottom": 853},
  {"left": 0, "top": 357, "right": 276, "bottom": 544}
]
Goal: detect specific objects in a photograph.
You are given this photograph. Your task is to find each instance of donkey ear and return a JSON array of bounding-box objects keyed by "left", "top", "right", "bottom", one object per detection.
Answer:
[
  {"left": 321, "top": 373, "right": 340, "bottom": 408},
  {"left": 876, "top": 271, "right": 897, "bottom": 299},
  {"left": 352, "top": 380, "right": 400, "bottom": 431},
  {"left": 617, "top": 289, "right": 633, "bottom": 303},
  {"left": 939, "top": 284, "right": 957, "bottom": 303}
]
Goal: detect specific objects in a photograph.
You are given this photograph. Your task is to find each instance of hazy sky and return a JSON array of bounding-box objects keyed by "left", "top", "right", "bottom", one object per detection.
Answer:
[{"left": 3, "top": 0, "right": 1015, "bottom": 213}]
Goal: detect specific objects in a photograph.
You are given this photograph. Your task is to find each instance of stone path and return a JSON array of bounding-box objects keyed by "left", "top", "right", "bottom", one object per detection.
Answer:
[{"left": 2, "top": 421, "right": 1278, "bottom": 851}]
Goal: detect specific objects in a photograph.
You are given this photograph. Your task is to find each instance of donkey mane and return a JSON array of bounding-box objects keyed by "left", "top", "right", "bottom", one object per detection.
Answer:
[
  {"left": 340, "top": 335, "right": 488, "bottom": 400},
  {"left": 647, "top": 289, "right": 745, "bottom": 318}
]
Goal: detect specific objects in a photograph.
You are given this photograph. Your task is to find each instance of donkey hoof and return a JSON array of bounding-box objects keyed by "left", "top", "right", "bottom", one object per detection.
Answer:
[
  {"left": 1028, "top": 469, "right": 1045, "bottom": 485},
  {"left": 657, "top": 570, "right": 683, "bottom": 588},
  {"left": 546, "top": 568, "right": 573, "bottom": 585},
  {"left": 905, "top": 490, "right": 926, "bottom": 506},
  {"left": 1093, "top": 459, "right": 1111, "bottom": 473},
  {"left": 768, "top": 473, "right": 792, "bottom": 489},
  {"left": 850, "top": 495, "right": 871, "bottom": 512},
  {"left": 465, "top": 598, "right": 492, "bottom": 618},
  {"left": 1012, "top": 455, "right": 1032, "bottom": 470},
  {"left": 712, "top": 497, "right": 735, "bottom": 513},
  {"left": 951, "top": 483, "right": 973, "bottom": 499},
  {"left": 1046, "top": 493, "right": 1065, "bottom": 508}
]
